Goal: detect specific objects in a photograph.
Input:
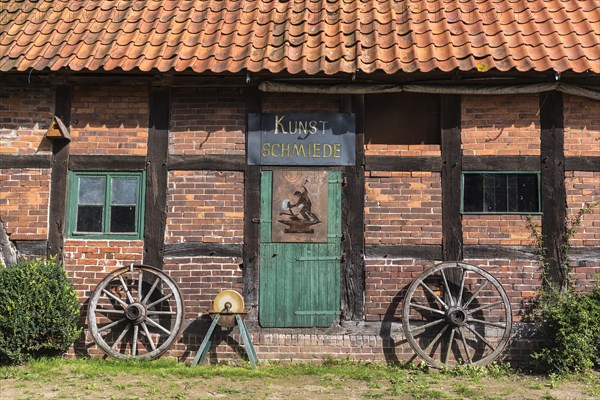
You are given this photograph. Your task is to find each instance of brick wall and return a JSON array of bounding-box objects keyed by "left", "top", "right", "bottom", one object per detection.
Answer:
[
  {"left": 0, "top": 86, "right": 54, "bottom": 155},
  {"left": 69, "top": 86, "right": 148, "bottom": 155},
  {"left": 566, "top": 171, "right": 600, "bottom": 248},
  {"left": 0, "top": 168, "right": 50, "bottom": 240},
  {"left": 165, "top": 171, "right": 244, "bottom": 244},
  {"left": 463, "top": 215, "right": 539, "bottom": 246},
  {"left": 564, "top": 94, "right": 600, "bottom": 157},
  {"left": 364, "top": 257, "right": 540, "bottom": 323},
  {"left": 169, "top": 87, "right": 246, "bottom": 155},
  {"left": 462, "top": 94, "right": 539, "bottom": 156},
  {"left": 63, "top": 239, "right": 145, "bottom": 299},
  {"left": 365, "top": 171, "right": 442, "bottom": 245},
  {"left": 163, "top": 256, "right": 243, "bottom": 320},
  {"left": 364, "top": 258, "right": 433, "bottom": 321}
]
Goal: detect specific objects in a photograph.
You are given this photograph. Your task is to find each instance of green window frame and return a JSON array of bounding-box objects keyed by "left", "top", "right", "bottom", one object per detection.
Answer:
[
  {"left": 67, "top": 171, "right": 146, "bottom": 239},
  {"left": 461, "top": 171, "right": 541, "bottom": 214}
]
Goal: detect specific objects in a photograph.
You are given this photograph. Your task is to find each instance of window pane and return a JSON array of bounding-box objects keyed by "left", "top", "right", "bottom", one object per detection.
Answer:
[
  {"left": 79, "top": 177, "right": 105, "bottom": 205},
  {"left": 111, "top": 177, "right": 138, "bottom": 205},
  {"left": 463, "top": 173, "right": 539, "bottom": 213},
  {"left": 76, "top": 205, "right": 103, "bottom": 232},
  {"left": 110, "top": 206, "right": 136, "bottom": 232},
  {"left": 463, "top": 174, "right": 483, "bottom": 212},
  {"left": 517, "top": 175, "right": 539, "bottom": 212}
]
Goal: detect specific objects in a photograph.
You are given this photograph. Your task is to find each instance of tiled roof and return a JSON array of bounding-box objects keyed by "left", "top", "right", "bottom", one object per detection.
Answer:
[{"left": 1, "top": 0, "right": 598, "bottom": 74}]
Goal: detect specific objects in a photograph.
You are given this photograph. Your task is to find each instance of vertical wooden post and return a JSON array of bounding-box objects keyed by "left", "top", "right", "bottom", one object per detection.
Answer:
[
  {"left": 243, "top": 86, "right": 261, "bottom": 316},
  {"left": 540, "top": 91, "right": 566, "bottom": 288},
  {"left": 340, "top": 94, "right": 365, "bottom": 320},
  {"left": 441, "top": 94, "right": 463, "bottom": 262},
  {"left": 47, "top": 85, "right": 72, "bottom": 264},
  {"left": 143, "top": 87, "right": 170, "bottom": 269}
]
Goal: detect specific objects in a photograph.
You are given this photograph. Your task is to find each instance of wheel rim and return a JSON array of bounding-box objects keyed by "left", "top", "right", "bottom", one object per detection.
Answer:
[
  {"left": 88, "top": 264, "right": 184, "bottom": 359},
  {"left": 402, "top": 262, "right": 512, "bottom": 368}
]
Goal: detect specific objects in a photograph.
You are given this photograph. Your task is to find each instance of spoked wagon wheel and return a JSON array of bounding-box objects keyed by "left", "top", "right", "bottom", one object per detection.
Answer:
[
  {"left": 88, "top": 264, "right": 184, "bottom": 359},
  {"left": 402, "top": 262, "right": 512, "bottom": 368}
]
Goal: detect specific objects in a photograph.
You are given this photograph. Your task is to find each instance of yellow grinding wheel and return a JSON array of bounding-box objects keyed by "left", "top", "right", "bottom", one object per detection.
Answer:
[{"left": 212, "top": 290, "right": 244, "bottom": 327}]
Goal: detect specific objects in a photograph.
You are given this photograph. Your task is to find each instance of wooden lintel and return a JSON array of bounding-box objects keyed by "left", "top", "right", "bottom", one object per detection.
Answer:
[
  {"left": 364, "top": 156, "right": 442, "bottom": 172},
  {"left": 565, "top": 156, "right": 600, "bottom": 172},
  {"left": 365, "top": 245, "right": 443, "bottom": 260},
  {"left": 462, "top": 156, "right": 540, "bottom": 171},
  {"left": 167, "top": 154, "right": 246, "bottom": 171},
  {"left": 463, "top": 245, "right": 537, "bottom": 260},
  {"left": 0, "top": 154, "right": 52, "bottom": 169},
  {"left": 164, "top": 242, "right": 243, "bottom": 258},
  {"left": 14, "top": 240, "right": 48, "bottom": 259},
  {"left": 68, "top": 155, "right": 146, "bottom": 170}
]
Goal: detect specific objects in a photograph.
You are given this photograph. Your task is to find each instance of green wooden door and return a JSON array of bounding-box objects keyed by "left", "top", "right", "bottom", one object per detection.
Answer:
[{"left": 259, "top": 170, "right": 342, "bottom": 327}]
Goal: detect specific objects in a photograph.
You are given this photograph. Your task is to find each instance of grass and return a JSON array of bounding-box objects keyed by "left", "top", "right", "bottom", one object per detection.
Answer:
[{"left": 0, "top": 358, "right": 598, "bottom": 400}]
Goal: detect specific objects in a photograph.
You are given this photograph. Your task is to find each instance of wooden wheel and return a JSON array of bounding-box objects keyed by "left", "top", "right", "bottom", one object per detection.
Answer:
[
  {"left": 88, "top": 265, "right": 184, "bottom": 359},
  {"left": 402, "top": 262, "right": 512, "bottom": 368}
]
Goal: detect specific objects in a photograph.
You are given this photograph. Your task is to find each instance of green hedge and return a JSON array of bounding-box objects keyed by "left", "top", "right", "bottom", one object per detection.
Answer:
[
  {"left": 532, "top": 287, "right": 600, "bottom": 373},
  {"left": 0, "top": 258, "right": 81, "bottom": 364}
]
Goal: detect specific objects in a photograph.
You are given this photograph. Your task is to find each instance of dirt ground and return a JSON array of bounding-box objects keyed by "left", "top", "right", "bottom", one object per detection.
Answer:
[{"left": 1, "top": 369, "right": 599, "bottom": 400}]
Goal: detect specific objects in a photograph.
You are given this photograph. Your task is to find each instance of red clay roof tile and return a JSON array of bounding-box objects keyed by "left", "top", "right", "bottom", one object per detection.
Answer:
[{"left": 0, "top": 0, "right": 598, "bottom": 74}]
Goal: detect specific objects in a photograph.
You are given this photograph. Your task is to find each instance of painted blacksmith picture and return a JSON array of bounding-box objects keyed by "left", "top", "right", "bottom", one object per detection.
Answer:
[{"left": 272, "top": 170, "right": 328, "bottom": 243}]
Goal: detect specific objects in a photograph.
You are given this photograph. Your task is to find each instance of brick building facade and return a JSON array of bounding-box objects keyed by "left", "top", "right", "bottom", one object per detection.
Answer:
[{"left": 1, "top": 0, "right": 599, "bottom": 365}]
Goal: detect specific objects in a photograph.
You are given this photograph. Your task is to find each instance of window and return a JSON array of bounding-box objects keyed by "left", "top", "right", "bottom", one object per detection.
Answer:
[
  {"left": 67, "top": 171, "right": 145, "bottom": 239},
  {"left": 364, "top": 93, "right": 440, "bottom": 145},
  {"left": 462, "top": 172, "right": 540, "bottom": 214}
]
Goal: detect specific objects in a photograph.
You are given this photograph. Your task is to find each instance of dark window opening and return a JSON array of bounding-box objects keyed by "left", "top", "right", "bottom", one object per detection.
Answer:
[
  {"left": 462, "top": 173, "right": 540, "bottom": 213},
  {"left": 364, "top": 93, "right": 441, "bottom": 145}
]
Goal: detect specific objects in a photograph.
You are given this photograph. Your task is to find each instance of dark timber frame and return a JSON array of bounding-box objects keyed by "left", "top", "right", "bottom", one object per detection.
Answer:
[
  {"left": 341, "top": 94, "right": 366, "bottom": 320},
  {"left": 441, "top": 94, "right": 463, "bottom": 262},
  {"left": 143, "top": 87, "right": 170, "bottom": 269},
  {"left": 540, "top": 91, "right": 566, "bottom": 286},
  {"left": 47, "top": 85, "right": 72, "bottom": 263},
  {"left": 243, "top": 86, "right": 262, "bottom": 315}
]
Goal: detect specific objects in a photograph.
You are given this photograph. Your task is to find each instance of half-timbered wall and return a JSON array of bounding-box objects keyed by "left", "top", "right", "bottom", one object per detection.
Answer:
[{"left": 1, "top": 82, "right": 598, "bottom": 363}]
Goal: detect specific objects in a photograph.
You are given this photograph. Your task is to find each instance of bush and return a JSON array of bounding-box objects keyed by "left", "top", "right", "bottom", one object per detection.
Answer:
[
  {"left": 532, "top": 287, "right": 600, "bottom": 373},
  {"left": 0, "top": 258, "right": 81, "bottom": 364}
]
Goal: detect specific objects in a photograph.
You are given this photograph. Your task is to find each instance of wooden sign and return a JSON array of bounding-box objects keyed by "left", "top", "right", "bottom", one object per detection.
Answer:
[
  {"left": 248, "top": 113, "right": 355, "bottom": 166},
  {"left": 272, "top": 170, "right": 328, "bottom": 243}
]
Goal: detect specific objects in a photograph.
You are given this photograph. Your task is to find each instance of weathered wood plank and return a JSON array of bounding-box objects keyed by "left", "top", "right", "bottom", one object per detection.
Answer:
[
  {"left": 463, "top": 245, "right": 537, "bottom": 260},
  {"left": 243, "top": 86, "right": 261, "bottom": 316},
  {"left": 69, "top": 155, "right": 146, "bottom": 170},
  {"left": 47, "top": 85, "right": 72, "bottom": 263},
  {"left": 340, "top": 94, "right": 365, "bottom": 321},
  {"left": 441, "top": 94, "right": 463, "bottom": 262},
  {"left": 463, "top": 156, "right": 540, "bottom": 171},
  {"left": 570, "top": 247, "right": 600, "bottom": 262},
  {"left": 167, "top": 154, "right": 246, "bottom": 171},
  {"left": 0, "top": 155, "right": 51, "bottom": 169},
  {"left": 365, "top": 245, "right": 443, "bottom": 260},
  {"left": 364, "top": 156, "right": 442, "bottom": 171},
  {"left": 565, "top": 156, "right": 600, "bottom": 172},
  {"left": 143, "top": 87, "right": 170, "bottom": 269},
  {"left": 14, "top": 240, "right": 48, "bottom": 259},
  {"left": 164, "top": 242, "right": 243, "bottom": 258},
  {"left": 540, "top": 91, "right": 566, "bottom": 287}
]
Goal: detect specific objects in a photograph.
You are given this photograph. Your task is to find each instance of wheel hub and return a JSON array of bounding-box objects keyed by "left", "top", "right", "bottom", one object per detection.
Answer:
[
  {"left": 445, "top": 306, "right": 467, "bottom": 327},
  {"left": 125, "top": 303, "right": 146, "bottom": 324}
]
